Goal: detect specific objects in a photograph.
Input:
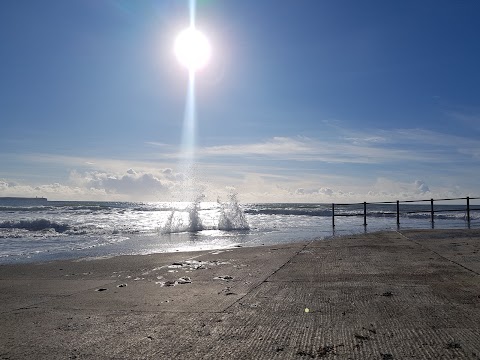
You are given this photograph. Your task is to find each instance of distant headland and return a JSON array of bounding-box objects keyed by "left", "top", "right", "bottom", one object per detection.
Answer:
[{"left": 0, "top": 197, "right": 48, "bottom": 205}]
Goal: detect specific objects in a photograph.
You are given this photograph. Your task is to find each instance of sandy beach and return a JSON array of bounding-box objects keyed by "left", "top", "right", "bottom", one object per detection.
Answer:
[{"left": 1, "top": 229, "right": 479, "bottom": 359}]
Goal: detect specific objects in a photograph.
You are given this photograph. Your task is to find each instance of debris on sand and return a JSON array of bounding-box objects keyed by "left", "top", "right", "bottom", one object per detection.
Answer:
[
  {"left": 318, "top": 345, "right": 335, "bottom": 356},
  {"left": 214, "top": 275, "right": 234, "bottom": 281},
  {"left": 155, "top": 277, "right": 192, "bottom": 287},
  {"left": 177, "top": 276, "right": 192, "bottom": 284},
  {"left": 354, "top": 334, "right": 370, "bottom": 341},
  {"left": 296, "top": 345, "right": 338, "bottom": 358}
]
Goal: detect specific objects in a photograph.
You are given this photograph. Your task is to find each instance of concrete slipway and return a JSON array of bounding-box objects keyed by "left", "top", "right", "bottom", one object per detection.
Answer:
[{"left": 0, "top": 229, "right": 479, "bottom": 359}]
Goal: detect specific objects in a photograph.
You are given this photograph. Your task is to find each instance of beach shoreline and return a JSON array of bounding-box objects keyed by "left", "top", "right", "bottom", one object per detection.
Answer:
[
  {"left": 1, "top": 228, "right": 479, "bottom": 358},
  {"left": 2, "top": 199, "right": 478, "bottom": 266}
]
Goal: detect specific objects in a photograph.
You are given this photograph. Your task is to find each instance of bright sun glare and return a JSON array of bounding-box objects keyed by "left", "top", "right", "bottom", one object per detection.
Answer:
[{"left": 174, "top": 27, "right": 212, "bottom": 72}]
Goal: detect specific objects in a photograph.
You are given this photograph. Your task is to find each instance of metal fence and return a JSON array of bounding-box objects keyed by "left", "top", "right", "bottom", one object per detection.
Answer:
[{"left": 331, "top": 196, "right": 480, "bottom": 228}]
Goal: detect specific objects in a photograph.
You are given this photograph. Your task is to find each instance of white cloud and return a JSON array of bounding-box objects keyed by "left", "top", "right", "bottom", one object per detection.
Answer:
[
  {"left": 145, "top": 141, "right": 172, "bottom": 148},
  {"left": 319, "top": 188, "right": 334, "bottom": 196},
  {"left": 414, "top": 180, "right": 430, "bottom": 194},
  {"left": 200, "top": 137, "right": 313, "bottom": 157},
  {"left": 161, "top": 168, "right": 185, "bottom": 181},
  {"left": 91, "top": 173, "right": 166, "bottom": 195},
  {"left": 343, "top": 136, "right": 388, "bottom": 145},
  {"left": 295, "top": 187, "right": 333, "bottom": 196},
  {"left": 68, "top": 169, "right": 180, "bottom": 200},
  {"left": 196, "top": 136, "right": 412, "bottom": 164},
  {"left": 1, "top": 167, "right": 184, "bottom": 201},
  {"left": 371, "top": 178, "right": 432, "bottom": 197}
]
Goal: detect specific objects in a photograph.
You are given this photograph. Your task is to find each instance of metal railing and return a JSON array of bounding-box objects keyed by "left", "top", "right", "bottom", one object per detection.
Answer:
[{"left": 331, "top": 196, "right": 480, "bottom": 228}]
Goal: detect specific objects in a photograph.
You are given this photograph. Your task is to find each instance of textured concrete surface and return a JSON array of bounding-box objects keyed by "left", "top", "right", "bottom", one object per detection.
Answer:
[{"left": 0, "top": 229, "right": 479, "bottom": 359}]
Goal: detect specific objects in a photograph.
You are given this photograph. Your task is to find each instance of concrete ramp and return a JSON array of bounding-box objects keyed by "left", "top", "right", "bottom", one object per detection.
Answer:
[{"left": 0, "top": 231, "right": 479, "bottom": 358}]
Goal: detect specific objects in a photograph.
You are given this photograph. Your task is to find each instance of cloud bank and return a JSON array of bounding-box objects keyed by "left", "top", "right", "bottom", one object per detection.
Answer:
[
  {"left": 1, "top": 126, "right": 479, "bottom": 202},
  {"left": 0, "top": 172, "right": 472, "bottom": 203}
]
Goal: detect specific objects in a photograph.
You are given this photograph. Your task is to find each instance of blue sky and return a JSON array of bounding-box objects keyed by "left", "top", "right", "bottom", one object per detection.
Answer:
[{"left": 1, "top": 0, "right": 480, "bottom": 202}]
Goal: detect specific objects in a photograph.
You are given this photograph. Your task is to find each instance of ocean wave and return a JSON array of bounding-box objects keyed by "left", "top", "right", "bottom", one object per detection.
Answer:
[
  {"left": 62, "top": 205, "right": 114, "bottom": 212},
  {"left": 0, "top": 204, "right": 115, "bottom": 213},
  {"left": 0, "top": 219, "right": 70, "bottom": 233},
  {"left": 405, "top": 212, "right": 473, "bottom": 220},
  {"left": 132, "top": 206, "right": 169, "bottom": 212},
  {"left": 245, "top": 208, "right": 477, "bottom": 221},
  {"left": 0, "top": 206, "right": 53, "bottom": 212},
  {"left": 245, "top": 208, "right": 331, "bottom": 217}
]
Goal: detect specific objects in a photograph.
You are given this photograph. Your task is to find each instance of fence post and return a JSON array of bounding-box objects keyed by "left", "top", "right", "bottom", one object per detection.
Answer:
[
  {"left": 430, "top": 198, "right": 434, "bottom": 224},
  {"left": 467, "top": 196, "right": 470, "bottom": 224},
  {"left": 363, "top": 202, "right": 367, "bottom": 227},
  {"left": 332, "top": 203, "right": 335, "bottom": 228},
  {"left": 396, "top": 200, "right": 400, "bottom": 226}
]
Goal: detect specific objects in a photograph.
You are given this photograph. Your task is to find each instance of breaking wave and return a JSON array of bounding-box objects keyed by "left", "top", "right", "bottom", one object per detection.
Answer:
[
  {"left": 161, "top": 194, "right": 250, "bottom": 233},
  {"left": 0, "top": 219, "right": 70, "bottom": 233},
  {"left": 218, "top": 193, "right": 250, "bottom": 231}
]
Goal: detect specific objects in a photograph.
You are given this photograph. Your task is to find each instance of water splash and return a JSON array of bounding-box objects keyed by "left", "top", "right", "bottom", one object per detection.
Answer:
[
  {"left": 161, "top": 195, "right": 204, "bottom": 233},
  {"left": 162, "top": 210, "right": 177, "bottom": 234},
  {"left": 187, "top": 194, "right": 205, "bottom": 232},
  {"left": 161, "top": 193, "right": 249, "bottom": 234},
  {"left": 218, "top": 193, "right": 250, "bottom": 231}
]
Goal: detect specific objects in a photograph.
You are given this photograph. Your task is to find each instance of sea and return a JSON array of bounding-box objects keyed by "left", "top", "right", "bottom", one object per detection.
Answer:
[{"left": 0, "top": 196, "right": 478, "bottom": 264}]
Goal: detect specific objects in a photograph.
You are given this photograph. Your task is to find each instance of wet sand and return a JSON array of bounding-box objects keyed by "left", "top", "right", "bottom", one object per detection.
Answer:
[{"left": 1, "top": 229, "right": 479, "bottom": 359}]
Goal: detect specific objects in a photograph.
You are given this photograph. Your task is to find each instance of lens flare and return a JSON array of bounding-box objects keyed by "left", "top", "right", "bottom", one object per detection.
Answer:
[{"left": 176, "top": 0, "right": 209, "bottom": 203}]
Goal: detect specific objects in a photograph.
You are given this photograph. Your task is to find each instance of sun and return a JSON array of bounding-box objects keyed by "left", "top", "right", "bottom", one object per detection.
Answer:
[{"left": 174, "top": 27, "right": 212, "bottom": 72}]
